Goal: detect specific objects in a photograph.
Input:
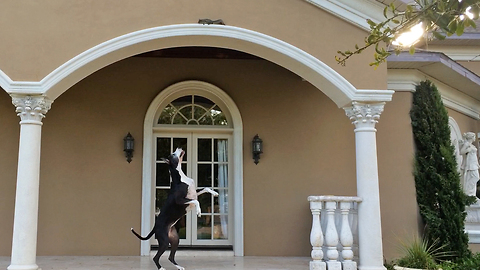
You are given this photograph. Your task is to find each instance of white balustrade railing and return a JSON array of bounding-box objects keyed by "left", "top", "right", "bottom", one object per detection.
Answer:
[{"left": 308, "top": 196, "right": 362, "bottom": 270}]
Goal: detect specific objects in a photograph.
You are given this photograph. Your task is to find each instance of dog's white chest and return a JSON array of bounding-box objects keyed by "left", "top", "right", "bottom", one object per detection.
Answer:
[{"left": 179, "top": 173, "right": 197, "bottom": 200}]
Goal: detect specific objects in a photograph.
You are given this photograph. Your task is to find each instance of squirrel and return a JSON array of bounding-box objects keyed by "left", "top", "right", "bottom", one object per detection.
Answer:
[{"left": 198, "top": 19, "right": 225, "bottom": 25}]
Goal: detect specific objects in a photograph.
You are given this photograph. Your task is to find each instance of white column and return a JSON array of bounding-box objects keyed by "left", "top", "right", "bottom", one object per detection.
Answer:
[
  {"left": 8, "top": 95, "right": 52, "bottom": 270},
  {"left": 344, "top": 101, "right": 386, "bottom": 270}
]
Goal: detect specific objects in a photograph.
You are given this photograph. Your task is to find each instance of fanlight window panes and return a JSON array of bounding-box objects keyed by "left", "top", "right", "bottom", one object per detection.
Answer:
[{"left": 158, "top": 95, "right": 228, "bottom": 126}]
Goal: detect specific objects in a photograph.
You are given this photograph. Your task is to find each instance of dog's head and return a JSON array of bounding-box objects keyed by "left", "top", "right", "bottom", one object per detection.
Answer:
[{"left": 162, "top": 148, "right": 184, "bottom": 168}]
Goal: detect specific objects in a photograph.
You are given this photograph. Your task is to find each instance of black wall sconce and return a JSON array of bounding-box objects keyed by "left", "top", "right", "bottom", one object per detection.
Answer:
[
  {"left": 252, "top": 134, "right": 263, "bottom": 165},
  {"left": 124, "top": 132, "right": 134, "bottom": 163}
]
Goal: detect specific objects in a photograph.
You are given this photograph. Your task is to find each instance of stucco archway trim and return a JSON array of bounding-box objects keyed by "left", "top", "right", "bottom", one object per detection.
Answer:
[{"left": 0, "top": 24, "right": 392, "bottom": 107}]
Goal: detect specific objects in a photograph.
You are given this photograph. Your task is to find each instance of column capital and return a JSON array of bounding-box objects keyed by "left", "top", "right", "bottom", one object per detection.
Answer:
[
  {"left": 344, "top": 101, "right": 385, "bottom": 131},
  {"left": 11, "top": 95, "right": 53, "bottom": 124}
]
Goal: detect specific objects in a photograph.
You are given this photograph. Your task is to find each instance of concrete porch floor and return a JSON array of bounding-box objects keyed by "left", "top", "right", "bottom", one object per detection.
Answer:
[{"left": 0, "top": 255, "right": 310, "bottom": 270}]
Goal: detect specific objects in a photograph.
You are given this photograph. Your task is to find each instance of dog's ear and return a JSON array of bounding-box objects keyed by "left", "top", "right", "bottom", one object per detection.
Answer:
[{"left": 160, "top": 158, "right": 170, "bottom": 164}]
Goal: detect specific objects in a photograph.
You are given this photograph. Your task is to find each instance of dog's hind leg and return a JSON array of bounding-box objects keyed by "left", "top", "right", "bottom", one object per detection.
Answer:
[
  {"left": 153, "top": 237, "right": 169, "bottom": 270},
  {"left": 152, "top": 249, "right": 166, "bottom": 270},
  {"left": 168, "top": 225, "right": 185, "bottom": 270}
]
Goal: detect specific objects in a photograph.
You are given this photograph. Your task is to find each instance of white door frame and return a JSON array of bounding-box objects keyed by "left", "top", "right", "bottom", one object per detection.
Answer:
[{"left": 141, "top": 80, "right": 243, "bottom": 256}]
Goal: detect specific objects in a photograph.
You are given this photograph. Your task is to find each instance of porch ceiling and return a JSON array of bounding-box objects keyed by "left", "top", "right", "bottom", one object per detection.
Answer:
[{"left": 134, "top": 47, "right": 263, "bottom": 60}]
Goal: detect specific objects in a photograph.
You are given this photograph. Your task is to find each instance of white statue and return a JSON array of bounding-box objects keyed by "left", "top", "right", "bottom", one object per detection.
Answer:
[{"left": 460, "top": 132, "right": 480, "bottom": 198}]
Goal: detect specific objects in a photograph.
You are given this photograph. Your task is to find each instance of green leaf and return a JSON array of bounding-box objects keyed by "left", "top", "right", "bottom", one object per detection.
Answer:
[
  {"left": 470, "top": 19, "right": 477, "bottom": 29},
  {"left": 456, "top": 21, "right": 465, "bottom": 36},
  {"left": 432, "top": 31, "right": 446, "bottom": 40},
  {"left": 367, "top": 35, "right": 376, "bottom": 43},
  {"left": 447, "top": 20, "right": 457, "bottom": 34},
  {"left": 409, "top": 45, "right": 416, "bottom": 55},
  {"left": 437, "top": 0, "right": 445, "bottom": 12}
]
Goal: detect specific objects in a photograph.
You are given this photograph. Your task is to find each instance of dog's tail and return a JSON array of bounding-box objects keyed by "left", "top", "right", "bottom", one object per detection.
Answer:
[{"left": 131, "top": 227, "right": 155, "bottom": 240}]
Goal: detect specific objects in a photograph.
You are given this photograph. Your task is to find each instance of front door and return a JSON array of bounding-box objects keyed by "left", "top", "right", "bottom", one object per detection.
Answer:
[{"left": 154, "top": 133, "right": 232, "bottom": 247}]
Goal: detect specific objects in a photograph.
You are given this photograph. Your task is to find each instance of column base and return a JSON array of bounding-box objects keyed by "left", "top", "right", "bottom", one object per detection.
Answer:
[
  {"left": 310, "top": 260, "right": 326, "bottom": 270},
  {"left": 7, "top": 264, "right": 40, "bottom": 270},
  {"left": 342, "top": 261, "right": 358, "bottom": 270},
  {"left": 326, "top": 261, "right": 342, "bottom": 270}
]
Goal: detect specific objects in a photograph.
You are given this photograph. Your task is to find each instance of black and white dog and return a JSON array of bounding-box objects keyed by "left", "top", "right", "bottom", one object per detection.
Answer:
[{"left": 131, "top": 148, "right": 218, "bottom": 270}]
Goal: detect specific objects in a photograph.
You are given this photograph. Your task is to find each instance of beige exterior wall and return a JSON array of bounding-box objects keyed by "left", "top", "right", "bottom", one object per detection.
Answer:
[
  {"left": 0, "top": 54, "right": 405, "bottom": 257},
  {"left": 448, "top": 107, "right": 480, "bottom": 134},
  {"left": 1, "top": 0, "right": 422, "bottom": 259},
  {"left": 377, "top": 92, "right": 421, "bottom": 259},
  {"left": 1, "top": 0, "right": 479, "bottom": 263},
  {"left": 0, "top": 89, "right": 18, "bottom": 256},
  {"left": 0, "top": 0, "right": 386, "bottom": 91}
]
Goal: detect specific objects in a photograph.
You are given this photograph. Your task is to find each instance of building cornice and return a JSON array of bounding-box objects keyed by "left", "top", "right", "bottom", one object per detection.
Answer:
[
  {"left": 425, "top": 46, "right": 480, "bottom": 61},
  {"left": 388, "top": 69, "right": 480, "bottom": 119},
  {"left": 304, "top": 0, "right": 388, "bottom": 31}
]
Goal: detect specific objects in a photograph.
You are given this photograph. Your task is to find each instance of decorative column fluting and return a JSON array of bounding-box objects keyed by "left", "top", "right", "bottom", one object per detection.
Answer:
[
  {"left": 344, "top": 101, "right": 386, "bottom": 270},
  {"left": 8, "top": 95, "right": 52, "bottom": 270}
]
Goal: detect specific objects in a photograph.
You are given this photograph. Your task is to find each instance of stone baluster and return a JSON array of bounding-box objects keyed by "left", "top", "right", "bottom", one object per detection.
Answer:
[
  {"left": 309, "top": 200, "right": 326, "bottom": 270},
  {"left": 340, "top": 201, "right": 357, "bottom": 270},
  {"left": 325, "top": 201, "right": 341, "bottom": 270}
]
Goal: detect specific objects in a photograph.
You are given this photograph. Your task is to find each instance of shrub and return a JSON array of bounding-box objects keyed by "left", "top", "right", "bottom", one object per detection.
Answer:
[
  {"left": 410, "top": 80, "right": 473, "bottom": 259},
  {"left": 438, "top": 253, "right": 480, "bottom": 270}
]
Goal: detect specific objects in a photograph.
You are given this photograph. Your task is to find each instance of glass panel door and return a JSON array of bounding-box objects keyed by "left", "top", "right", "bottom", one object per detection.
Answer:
[
  {"left": 192, "top": 136, "right": 231, "bottom": 245},
  {"left": 154, "top": 133, "right": 232, "bottom": 247}
]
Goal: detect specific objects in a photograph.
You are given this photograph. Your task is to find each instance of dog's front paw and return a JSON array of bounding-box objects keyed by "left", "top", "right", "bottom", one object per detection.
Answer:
[
  {"left": 175, "top": 265, "right": 185, "bottom": 270},
  {"left": 206, "top": 187, "right": 219, "bottom": 197}
]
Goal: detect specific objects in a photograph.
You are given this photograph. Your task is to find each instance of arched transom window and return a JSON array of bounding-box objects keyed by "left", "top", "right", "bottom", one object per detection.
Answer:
[{"left": 158, "top": 95, "right": 228, "bottom": 126}]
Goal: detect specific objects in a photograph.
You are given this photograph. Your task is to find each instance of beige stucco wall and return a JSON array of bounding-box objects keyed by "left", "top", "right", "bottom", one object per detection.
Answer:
[
  {"left": 0, "top": 89, "right": 18, "bottom": 256},
  {"left": 377, "top": 91, "right": 421, "bottom": 259},
  {"left": 0, "top": 0, "right": 406, "bottom": 258},
  {"left": 0, "top": 0, "right": 386, "bottom": 93},
  {"left": 3, "top": 0, "right": 480, "bottom": 262},
  {"left": 0, "top": 53, "right": 410, "bottom": 257},
  {"left": 448, "top": 107, "right": 480, "bottom": 134},
  {"left": 375, "top": 93, "right": 480, "bottom": 258}
]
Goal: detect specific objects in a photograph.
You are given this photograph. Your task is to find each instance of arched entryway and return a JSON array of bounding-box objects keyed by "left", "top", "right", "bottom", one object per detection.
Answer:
[
  {"left": 142, "top": 80, "right": 243, "bottom": 255},
  {"left": 4, "top": 24, "right": 393, "bottom": 270}
]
